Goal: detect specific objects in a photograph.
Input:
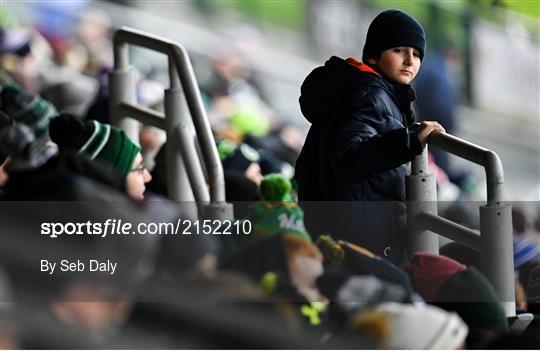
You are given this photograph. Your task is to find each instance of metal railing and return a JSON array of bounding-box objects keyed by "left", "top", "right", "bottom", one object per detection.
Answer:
[
  {"left": 406, "top": 132, "right": 515, "bottom": 317},
  {"left": 109, "top": 27, "right": 233, "bottom": 221}
]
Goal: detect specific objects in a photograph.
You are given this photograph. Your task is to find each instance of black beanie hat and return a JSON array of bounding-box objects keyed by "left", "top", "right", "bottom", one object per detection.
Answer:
[{"left": 362, "top": 9, "right": 426, "bottom": 62}]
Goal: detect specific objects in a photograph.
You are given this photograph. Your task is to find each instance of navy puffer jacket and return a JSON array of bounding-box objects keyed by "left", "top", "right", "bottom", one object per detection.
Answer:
[{"left": 294, "top": 56, "right": 422, "bottom": 263}]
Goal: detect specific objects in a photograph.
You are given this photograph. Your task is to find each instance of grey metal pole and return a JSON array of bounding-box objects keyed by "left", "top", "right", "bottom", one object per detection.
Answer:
[
  {"left": 164, "top": 60, "right": 195, "bottom": 204},
  {"left": 480, "top": 204, "right": 515, "bottom": 317},
  {"left": 417, "top": 212, "right": 481, "bottom": 252},
  {"left": 109, "top": 67, "right": 138, "bottom": 142},
  {"left": 171, "top": 46, "right": 226, "bottom": 202},
  {"left": 406, "top": 147, "right": 439, "bottom": 255},
  {"left": 174, "top": 123, "right": 210, "bottom": 203}
]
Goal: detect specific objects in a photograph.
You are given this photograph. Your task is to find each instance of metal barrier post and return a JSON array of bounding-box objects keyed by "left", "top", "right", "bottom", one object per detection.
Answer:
[
  {"left": 480, "top": 204, "right": 515, "bottom": 316},
  {"left": 406, "top": 147, "right": 439, "bottom": 255},
  {"left": 109, "top": 42, "right": 138, "bottom": 141},
  {"left": 164, "top": 60, "right": 195, "bottom": 204}
]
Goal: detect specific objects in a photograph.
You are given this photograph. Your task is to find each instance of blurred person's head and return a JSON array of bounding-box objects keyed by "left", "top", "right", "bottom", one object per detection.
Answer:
[
  {"left": 50, "top": 283, "right": 133, "bottom": 338},
  {"left": 222, "top": 234, "right": 324, "bottom": 301},
  {"left": 0, "top": 122, "right": 57, "bottom": 173},
  {"left": 218, "top": 139, "right": 262, "bottom": 184},
  {"left": 404, "top": 252, "right": 467, "bottom": 302},
  {"left": 228, "top": 108, "right": 270, "bottom": 138},
  {"left": 238, "top": 174, "right": 311, "bottom": 248},
  {"left": 362, "top": 10, "right": 425, "bottom": 85},
  {"left": 50, "top": 113, "right": 151, "bottom": 199},
  {"left": 214, "top": 51, "right": 251, "bottom": 82},
  {"left": 78, "top": 7, "right": 111, "bottom": 45},
  {"left": 1, "top": 83, "right": 58, "bottom": 139},
  {"left": 349, "top": 302, "right": 468, "bottom": 349},
  {"left": 0, "top": 22, "right": 32, "bottom": 58},
  {"left": 0, "top": 84, "right": 59, "bottom": 173}
]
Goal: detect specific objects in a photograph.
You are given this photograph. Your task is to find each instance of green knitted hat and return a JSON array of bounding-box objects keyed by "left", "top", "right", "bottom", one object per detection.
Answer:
[
  {"left": 433, "top": 267, "right": 508, "bottom": 332},
  {"left": 50, "top": 114, "right": 140, "bottom": 175},
  {"left": 1, "top": 83, "right": 58, "bottom": 139},
  {"left": 260, "top": 174, "right": 292, "bottom": 202},
  {"left": 229, "top": 109, "right": 269, "bottom": 137},
  {"left": 238, "top": 201, "right": 311, "bottom": 249}
]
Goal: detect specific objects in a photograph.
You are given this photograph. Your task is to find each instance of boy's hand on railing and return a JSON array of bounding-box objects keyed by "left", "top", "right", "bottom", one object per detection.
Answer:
[{"left": 416, "top": 121, "right": 445, "bottom": 149}]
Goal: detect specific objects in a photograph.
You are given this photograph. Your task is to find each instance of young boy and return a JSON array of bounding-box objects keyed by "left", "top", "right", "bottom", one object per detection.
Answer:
[{"left": 294, "top": 9, "right": 445, "bottom": 264}]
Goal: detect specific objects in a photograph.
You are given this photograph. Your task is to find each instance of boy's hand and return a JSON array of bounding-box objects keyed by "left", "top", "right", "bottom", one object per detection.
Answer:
[{"left": 417, "top": 121, "right": 445, "bottom": 149}]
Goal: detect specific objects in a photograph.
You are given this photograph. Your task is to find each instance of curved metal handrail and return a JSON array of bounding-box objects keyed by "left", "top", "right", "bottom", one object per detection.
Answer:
[
  {"left": 111, "top": 26, "right": 224, "bottom": 203},
  {"left": 427, "top": 132, "right": 504, "bottom": 205}
]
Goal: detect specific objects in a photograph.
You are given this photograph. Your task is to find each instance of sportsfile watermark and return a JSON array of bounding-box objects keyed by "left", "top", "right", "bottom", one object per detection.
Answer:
[{"left": 41, "top": 218, "right": 253, "bottom": 238}]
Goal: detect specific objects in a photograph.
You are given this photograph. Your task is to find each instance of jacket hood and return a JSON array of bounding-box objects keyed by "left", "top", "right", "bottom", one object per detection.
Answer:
[
  {"left": 299, "top": 56, "right": 416, "bottom": 125},
  {"left": 299, "top": 56, "right": 379, "bottom": 124}
]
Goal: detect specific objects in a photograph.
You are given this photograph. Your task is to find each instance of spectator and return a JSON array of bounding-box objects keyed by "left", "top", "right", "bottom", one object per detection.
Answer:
[
  {"left": 222, "top": 234, "right": 325, "bottom": 303},
  {"left": 404, "top": 252, "right": 467, "bottom": 302},
  {"left": 239, "top": 174, "right": 311, "bottom": 248},
  {"left": 294, "top": 10, "right": 444, "bottom": 263},
  {"left": 1, "top": 83, "right": 58, "bottom": 139},
  {"left": 217, "top": 139, "right": 262, "bottom": 185},
  {"left": 49, "top": 113, "right": 151, "bottom": 199}
]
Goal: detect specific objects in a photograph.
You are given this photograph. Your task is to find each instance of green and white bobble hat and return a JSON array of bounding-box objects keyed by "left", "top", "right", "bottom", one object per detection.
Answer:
[{"left": 50, "top": 114, "right": 140, "bottom": 175}]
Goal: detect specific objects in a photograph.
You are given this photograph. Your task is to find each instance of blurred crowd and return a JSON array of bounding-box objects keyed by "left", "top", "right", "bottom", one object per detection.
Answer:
[{"left": 0, "top": 3, "right": 539, "bottom": 349}]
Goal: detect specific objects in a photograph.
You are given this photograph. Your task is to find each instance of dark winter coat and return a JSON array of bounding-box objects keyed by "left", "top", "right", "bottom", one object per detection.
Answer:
[{"left": 294, "top": 56, "right": 422, "bottom": 263}]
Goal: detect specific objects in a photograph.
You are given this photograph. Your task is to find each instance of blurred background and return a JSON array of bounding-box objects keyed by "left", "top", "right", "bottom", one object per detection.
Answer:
[{"left": 2, "top": 0, "right": 539, "bottom": 203}]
